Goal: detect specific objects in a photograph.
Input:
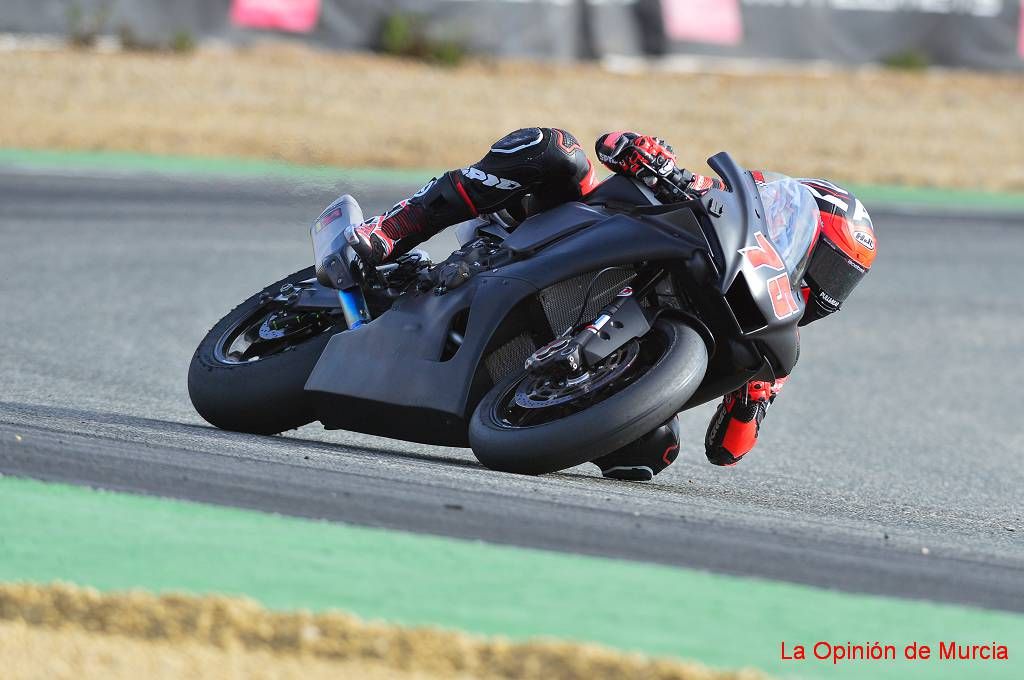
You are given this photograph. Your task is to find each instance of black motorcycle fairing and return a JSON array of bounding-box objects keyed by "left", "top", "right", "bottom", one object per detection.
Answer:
[
  {"left": 304, "top": 207, "right": 709, "bottom": 446},
  {"left": 501, "top": 202, "right": 607, "bottom": 255},
  {"left": 680, "top": 337, "right": 764, "bottom": 410},
  {"left": 583, "top": 174, "right": 661, "bottom": 209},
  {"left": 698, "top": 153, "right": 804, "bottom": 376},
  {"left": 491, "top": 211, "right": 703, "bottom": 293},
  {"left": 306, "top": 275, "right": 538, "bottom": 446},
  {"left": 700, "top": 153, "right": 767, "bottom": 296}
]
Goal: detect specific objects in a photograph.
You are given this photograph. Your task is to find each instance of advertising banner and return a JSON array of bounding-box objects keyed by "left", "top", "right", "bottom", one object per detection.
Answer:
[
  {"left": 662, "top": 0, "right": 743, "bottom": 46},
  {"left": 1019, "top": 0, "right": 1024, "bottom": 57},
  {"left": 230, "top": 0, "right": 322, "bottom": 34}
]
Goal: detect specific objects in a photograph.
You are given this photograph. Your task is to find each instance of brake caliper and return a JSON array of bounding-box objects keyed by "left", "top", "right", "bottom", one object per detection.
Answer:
[{"left": 525, "top": 336, "right": 583, "bottom": 375}]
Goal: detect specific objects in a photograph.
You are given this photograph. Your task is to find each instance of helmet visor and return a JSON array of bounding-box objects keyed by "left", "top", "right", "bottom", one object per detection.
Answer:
[{"left": 805, "top": 237, "right": 867, "bottom": 307}]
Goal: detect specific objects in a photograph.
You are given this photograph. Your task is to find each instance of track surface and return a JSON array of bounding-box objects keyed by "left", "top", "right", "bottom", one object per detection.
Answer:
[{"left": 1, "top": 168, "right": 1022, "bottom": 611}]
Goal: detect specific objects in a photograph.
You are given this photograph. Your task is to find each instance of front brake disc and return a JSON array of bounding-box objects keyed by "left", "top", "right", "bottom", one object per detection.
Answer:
[{"left": 514, "top": 342, "right": 638, "bottom": 408}]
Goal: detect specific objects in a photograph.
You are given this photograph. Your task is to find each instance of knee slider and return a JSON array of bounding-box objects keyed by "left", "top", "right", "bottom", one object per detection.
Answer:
[
  {"left": 594, "top": 417, "right": 681, "bottom": 481},
  {"left": 411, "top": 172, "right": 479, "bottom": 227}
]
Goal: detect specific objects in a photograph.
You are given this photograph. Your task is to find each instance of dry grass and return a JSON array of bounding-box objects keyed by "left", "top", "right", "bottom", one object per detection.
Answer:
[
  {"left": 1, "top": 44, "right": 1022, "bottom": 190},
  {"left": 0, "top": 619, "right": 444, "bottom": 680},
  {"left": 0, "top": 582, "right": 766, "bottom": 680}
]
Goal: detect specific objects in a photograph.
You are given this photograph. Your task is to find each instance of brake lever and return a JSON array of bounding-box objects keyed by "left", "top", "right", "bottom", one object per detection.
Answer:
[
  {"left": 637, "top": 159, "right": 689, "bottom": 200},
  {"left": 350, "top": 256, "right": 385, "bottom": 291}
]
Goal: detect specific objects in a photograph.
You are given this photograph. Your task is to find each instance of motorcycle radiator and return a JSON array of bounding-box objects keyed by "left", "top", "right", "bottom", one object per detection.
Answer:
[{"left": 483, "top": 268, "right": 636, "bottom": 384}]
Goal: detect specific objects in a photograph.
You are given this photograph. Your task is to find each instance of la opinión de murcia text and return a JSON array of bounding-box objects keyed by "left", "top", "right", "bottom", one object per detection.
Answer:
[{"left": 780, "top": 641, "right": 1009, "bottom": 664}]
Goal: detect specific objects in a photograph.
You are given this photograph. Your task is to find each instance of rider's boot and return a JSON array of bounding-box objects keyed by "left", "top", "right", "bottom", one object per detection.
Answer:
[
  {"left": 704, "top": 377, "right": 787, "bottom": 466},
  {"left": 345, "top": 173, "right": 478, "bottom": 266},
  {"left": 593, "top": 417, "right": 681, "bottom": 481}
]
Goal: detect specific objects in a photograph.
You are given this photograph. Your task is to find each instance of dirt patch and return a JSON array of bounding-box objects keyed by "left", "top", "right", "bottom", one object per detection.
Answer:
[
  {"left": 0, "top": 582, "right": 766, "bottom": 680},
  {"left": 2, "top": 45, "right": 1021, "bottom": 191}
]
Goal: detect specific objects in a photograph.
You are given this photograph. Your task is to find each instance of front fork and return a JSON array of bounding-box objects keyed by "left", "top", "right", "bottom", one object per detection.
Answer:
[{"left": 337, "top": 287, "right": 372, "bottom": 329}]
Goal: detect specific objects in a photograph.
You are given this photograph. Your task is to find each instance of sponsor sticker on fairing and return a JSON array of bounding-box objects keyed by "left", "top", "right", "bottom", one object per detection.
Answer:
[{"left": 314, "top": 207, "right": 342, "bottom": 232}]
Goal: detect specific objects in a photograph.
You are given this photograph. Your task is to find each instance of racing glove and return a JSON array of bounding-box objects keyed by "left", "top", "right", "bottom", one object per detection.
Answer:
[
  {"left": 704, "top": 377, "right": 787, "bottom": 466},
  {"left": 595, "top": 131, "right": 693, "bottom": 201}
]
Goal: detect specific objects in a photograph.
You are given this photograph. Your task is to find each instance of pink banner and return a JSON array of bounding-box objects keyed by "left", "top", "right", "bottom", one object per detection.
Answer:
[
  {"left": 230, "top": 0, "right": 321, "bottom": 34},
  {"left": 661, "top": 0, "right": 743, "bottom": 46},
  {"left": 1019, "top": 0, "right": 1024, "bottom": 58}
]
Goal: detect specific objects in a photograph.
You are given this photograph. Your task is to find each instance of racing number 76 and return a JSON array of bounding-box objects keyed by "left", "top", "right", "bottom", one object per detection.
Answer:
[{"left": 740, "top": 232, "right": 800, "bottom": 321}]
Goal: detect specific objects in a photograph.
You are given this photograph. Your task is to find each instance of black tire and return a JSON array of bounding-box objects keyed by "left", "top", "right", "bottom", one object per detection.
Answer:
[
  {"left": 188, "top": 267, "right": 343, "bottom": 435},
  {"left": 469, "top": 317, "right": 708, "bottom": 475}
]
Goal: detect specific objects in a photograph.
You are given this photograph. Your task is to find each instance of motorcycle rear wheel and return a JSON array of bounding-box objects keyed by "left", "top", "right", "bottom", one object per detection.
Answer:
[
  {"left": 188, "top": 267, "right": 344, "bottom": 435},
  {"left": 469, "top": 317, "right": 707, "bottom": 475}
]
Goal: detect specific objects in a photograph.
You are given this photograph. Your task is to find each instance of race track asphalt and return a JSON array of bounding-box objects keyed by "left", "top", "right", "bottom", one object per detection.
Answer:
[{"left": 1, "top": 167, "right": 1022, "bottom": 612}]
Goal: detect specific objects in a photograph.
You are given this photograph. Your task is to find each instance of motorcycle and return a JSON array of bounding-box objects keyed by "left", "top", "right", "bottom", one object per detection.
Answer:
[{"left": 188, "top": 153, "right": 815, "bottom": 475}]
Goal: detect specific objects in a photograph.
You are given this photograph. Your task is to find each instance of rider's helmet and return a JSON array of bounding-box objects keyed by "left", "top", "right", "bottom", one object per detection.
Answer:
[{"left": 797, "top": 179, "right": 877, "bottom": 319}]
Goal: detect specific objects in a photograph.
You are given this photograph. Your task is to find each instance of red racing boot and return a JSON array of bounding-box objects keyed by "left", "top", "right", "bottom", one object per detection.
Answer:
[
  {"left": 345, "top": 198, "right": 430, "bottom": 266},
  {"left": 344, "top": 170, "right": 480, "bottom": 266},
  {"left": 704, "top": 377, "right": 787, "bottom": 466}
]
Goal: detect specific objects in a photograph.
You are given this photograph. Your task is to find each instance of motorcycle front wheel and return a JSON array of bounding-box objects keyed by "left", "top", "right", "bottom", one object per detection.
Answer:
[{"left": 469, "top": 317, "right": 708, "bottom": 475}]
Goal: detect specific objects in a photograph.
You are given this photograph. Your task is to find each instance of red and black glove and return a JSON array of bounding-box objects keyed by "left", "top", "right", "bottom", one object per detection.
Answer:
[
  {"left": 595, "top": 131, "right": 693, "bottom": 201},
  {"left": 704, "top": 377, "right": 787, "bottom": 466}
]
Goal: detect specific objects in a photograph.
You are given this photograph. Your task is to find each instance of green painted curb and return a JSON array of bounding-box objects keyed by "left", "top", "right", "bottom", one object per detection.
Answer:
[
  {"left": 845, "top": 182, "right": 1024, "bottom": 213},
  {"left": 2, "top": 147, "right": 1023, "bottom": 213},
  {"left": 0, "top": 475, "right": 1020, "bottom": 679},
  {"left": 0, "top": 148, "right": 434, "bottom": 186}
]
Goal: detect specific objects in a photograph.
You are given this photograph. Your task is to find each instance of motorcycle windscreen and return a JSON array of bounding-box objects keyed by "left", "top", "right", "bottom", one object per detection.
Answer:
[{"left": 757, "top": 178, "right": 821, "bottom": 285}]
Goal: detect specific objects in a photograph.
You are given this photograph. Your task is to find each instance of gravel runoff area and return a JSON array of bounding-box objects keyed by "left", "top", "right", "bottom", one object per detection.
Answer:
[
  {"left": 1, "top": 44, "right": 1022, "bottom": 191},
  {"left": 0, "top": 583, "right": 765, "bottom": 680}
]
